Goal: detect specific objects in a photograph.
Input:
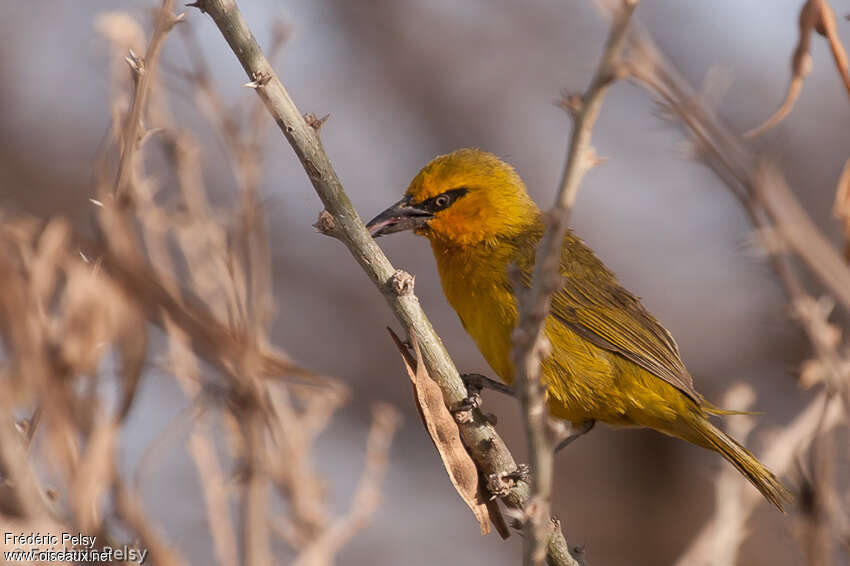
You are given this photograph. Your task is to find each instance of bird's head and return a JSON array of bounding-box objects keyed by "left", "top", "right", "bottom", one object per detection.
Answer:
[{"left": 366, "top": 148, "right": 540, "bottom": 246}]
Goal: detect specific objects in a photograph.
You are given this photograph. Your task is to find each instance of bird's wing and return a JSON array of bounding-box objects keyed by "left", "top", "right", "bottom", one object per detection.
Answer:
[{"left": 514, "top": 231, "right": 701, "bottom": 403}]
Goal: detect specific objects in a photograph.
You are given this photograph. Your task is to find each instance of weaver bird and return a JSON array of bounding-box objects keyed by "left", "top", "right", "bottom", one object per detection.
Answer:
[{"left": 367, "top": 148, "right": 790, "bottom": 510}]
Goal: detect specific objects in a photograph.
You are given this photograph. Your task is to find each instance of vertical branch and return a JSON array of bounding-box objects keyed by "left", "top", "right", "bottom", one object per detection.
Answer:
[
  {"left": 114, "top": 480, "right": 188, "bottom": 566},
  {"left": 831, "top": 159, "right": 850, "bottom": 262},
  {"left": 193, "top": 1, "right": 585, "bottom": 564},
  {"left": 114, "top": 0, "right": 182, "bottom": 203},
  {"left": 241, "top": 405, "right": 270, "bottom": 566},
  {"left": 673, "top": 393, "right": 843, "bottom": 566},
  {"left": 708, "top": 385, "right": 756, "bottom": 566},
  {"left": 510, "top": 2, "right": 637, "bottom": 565},
  {"left": 595, "top": 4, "right": 850, "bottom": 562},
  {"left": 291, "top": 404, "right": 400, "bottom": 566},
  {"left": 811, "top": 0, "right": 850, "bottom": 97}
]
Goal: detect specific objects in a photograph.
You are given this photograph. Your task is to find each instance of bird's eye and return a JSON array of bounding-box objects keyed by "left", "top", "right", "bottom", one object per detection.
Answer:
[{"left": 420, "top": 188, "right": 468, "bottom": 213}]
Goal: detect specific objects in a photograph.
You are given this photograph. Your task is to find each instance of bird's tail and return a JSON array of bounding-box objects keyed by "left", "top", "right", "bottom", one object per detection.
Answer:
[{"left": 690, "top": 417, "right": 792, "bottom": 512}]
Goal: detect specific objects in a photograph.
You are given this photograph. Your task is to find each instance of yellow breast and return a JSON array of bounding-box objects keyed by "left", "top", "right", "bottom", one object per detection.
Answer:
[
  {"left": 430, "top": 239, "right": 519, "bottom": 383},
  {"left": 429, "top": 235, "right": 623, "bottom": 425}
]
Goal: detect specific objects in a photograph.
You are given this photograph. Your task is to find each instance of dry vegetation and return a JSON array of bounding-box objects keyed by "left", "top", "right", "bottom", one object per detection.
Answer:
[
  {"left": 0, "top": 1, "right": 849, "bottom": 565},
  {"left": 0, "top": 3, "right": 399, "bottom": 565}
]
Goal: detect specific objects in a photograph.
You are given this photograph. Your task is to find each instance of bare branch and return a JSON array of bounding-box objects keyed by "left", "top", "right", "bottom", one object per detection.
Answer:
[
  {"left": 511, "top": 2, "right": 637, "bottom": 564},
  {"left": 744, "top": 0, "right": 850, "bottom": 138},
  {"left": 194, "top": 1, "right": 585, "bottom": 564},
  {"left": 241, "top": 407, "right": 270, "bottom": 566},
  {"left": 812, "top": 0, "right": 850, "bottom": 97},
  {"left": 831, "top": 158, "right": 850, "bottom": 262},
  {"left": 291, "top": 404, "right": 400, "bottom": 566},
  {"left": 674, "top": 392, "right": 844, "bottom": 566},
  {"left": 708, "top": 385, "right": 756, "bottom": 566},
  {"left": 115, "top": 480, "right": 188, "bottom": 566},
  {"left": 115, "top": 0, "right": 180, "bottom": 203},
  {"left": 589, "top": 3, "right": 850, "bottom": 561}
]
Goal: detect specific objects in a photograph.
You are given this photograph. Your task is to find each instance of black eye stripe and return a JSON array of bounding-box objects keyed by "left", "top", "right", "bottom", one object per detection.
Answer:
[{"left": 417, "top": 188, "right": 469, "bottom": 212}]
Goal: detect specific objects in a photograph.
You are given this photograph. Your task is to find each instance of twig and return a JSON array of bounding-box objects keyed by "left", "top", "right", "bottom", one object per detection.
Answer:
[
  {"left": 605, "top": 0, "right": 850, "bottom": 321},
  {"left": 241, "top": 406, "right": 270, "bottom": 566},
  {"left": 115, "top": 0, "right": 182, "bottom": 203},
  {"left": 831, "top": 159, "right": 850, "bottom": 262},
  {"left": 744, "top": 0, "right": 850, "bottom": 138},
  {"left": 801, "top": 404, "right": 839, "bottom": 566},
  {"left": 587, "top": 3, "right": 850, "bottom": 561},
  {"left": 708, "top": 384, "right": 756, "bottom": 566},
  {"left": 194, "top": 1, "right": 583, "bottom": 564},
  {"left": 2, "top": 5, "right": 399, "bottom": 566},
  {"left": 673, "top": 392, "right": 843, "bottom": 566},
  {"left": 78, "top": 234, "right": 320, "bottom": 384},
  {"left": 812, "top": 0, "right": 850, "bottom": 97},
  {"left": 511, "top": 2, "right": 637, "bottom": 564},
  {"left": 187, "top": 413, "right": 239, "bottom": 566},
  {"left": 611, "top": 7, "right": 850, "bottom": 417},
  {"left": 756, "top": 165, "right": 850, "bottom": 319},
  {"left": 0, "top": 400, "right": 52, "bottom": 520},
  {"left": 266, "top": 384, "right": 329, "bottom": 542},
  {"left": 114, "top": 479, "right": 188, "bottom": 566},
  {"left": 291, "top": 404, "right": 400, "bottom": 566},
  {"left": 743, "top": 0, "right": 815, "bottom": 138}
]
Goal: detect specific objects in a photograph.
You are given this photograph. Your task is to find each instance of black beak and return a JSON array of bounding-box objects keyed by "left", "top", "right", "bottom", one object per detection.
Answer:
[{"left": 365, "top": 197, "right": 433, "bottom": 237}]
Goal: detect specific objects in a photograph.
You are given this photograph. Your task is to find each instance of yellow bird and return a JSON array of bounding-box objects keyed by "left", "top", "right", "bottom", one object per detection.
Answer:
[{"left": 367, "top": 148, "right": 790, "bottom": 510}]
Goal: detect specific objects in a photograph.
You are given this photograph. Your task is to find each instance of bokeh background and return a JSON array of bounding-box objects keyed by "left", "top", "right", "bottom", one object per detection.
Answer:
[{"left": 2, "top": 1, "right": 849, "bottom": 564}]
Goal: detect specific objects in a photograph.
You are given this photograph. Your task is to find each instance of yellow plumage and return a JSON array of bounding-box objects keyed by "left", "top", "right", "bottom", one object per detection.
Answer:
[{"left": 367, "top": 148, "right": 791, "bottom": 510}]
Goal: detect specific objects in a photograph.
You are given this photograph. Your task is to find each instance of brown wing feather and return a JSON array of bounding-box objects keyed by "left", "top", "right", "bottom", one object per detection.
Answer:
[{"left": 513, "top": 229, "right": 701, "bottom": 403}]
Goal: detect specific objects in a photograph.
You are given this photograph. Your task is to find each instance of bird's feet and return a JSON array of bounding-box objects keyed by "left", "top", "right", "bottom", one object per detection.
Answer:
[
  {"left": 450, "top": 373, "right": 512, "bottom": 424},
  {"left": 554, "top": 420, "right": 596, "bottom": 453},
  {"left": 449, "top": 390, "right": 482, "bottom": 424},
  {"left": 461, "top": 373, "right": 515, "bottom": 396},
  {"left": 486, "top": 463, "right": 530, "bottom": 498},
  {"left": 483, "top": 421, "right": 594, "bottom": 502}
]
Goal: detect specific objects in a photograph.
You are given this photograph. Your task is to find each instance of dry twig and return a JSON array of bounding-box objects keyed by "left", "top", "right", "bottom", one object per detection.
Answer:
[
  {"left": 510, "top": 2, "right": 637, "bottom": 564},
  {"left": 0, "top": 3, "right": 398, "bottom": 566},
  {"left": 291, "top": 404, "right": 400, "bottom": 566},
  {"left": 590, "top": 1, "right": 850, "bottom": 562},
  {"left": 673, "top": 392, "right": 843, "bottom": 566},
  {"left": 708, "top": 384, "right": 756, "bottom": 566},
  {"left": 194, "top": 0, "right": 587, "bottom": 564},
  {"left": 745, "top": 0, "right": 850, "bottom": 138},
  {"left": 832, "top": 159, "right": 850, "bottom": 262}
]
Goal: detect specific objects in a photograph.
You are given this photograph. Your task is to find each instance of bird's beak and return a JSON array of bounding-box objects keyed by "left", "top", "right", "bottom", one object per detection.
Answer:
[{"left": 366, "top": 196, "right": 432, "bottom": 238}]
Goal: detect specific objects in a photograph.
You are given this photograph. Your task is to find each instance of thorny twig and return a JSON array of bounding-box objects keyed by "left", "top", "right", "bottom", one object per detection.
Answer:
[
  {"left": 607, "top": 0, "right": 850, "bottom": 407},
  {"left": 673, "top": 392, "right": 844, "bottom": 566},
  {"left": 194, "top": 0, "right": 588, "bottom": 564},
  {"left": 590, "top": 0, "right": 850, "bottom": 562},
  {"left": 291, "top": 405, "right": 400, "bottom": 566},
  {"left": 832, "top": 159, "right": 850, "bottom": 262},
  {"left": 745, "top": 0, "right": 850, "bottom": 138},
  {"left": 709, "top": 384, "right": 756, "bottom": 566},
  {"left": 115, "top": 0, "right": 183, "bottom": 204},
  {"left": 511, "top": 2, "right": 637, "bottom": 564},
  {"left": 0, "top": 3, "right": 399, "bottom": 566}
]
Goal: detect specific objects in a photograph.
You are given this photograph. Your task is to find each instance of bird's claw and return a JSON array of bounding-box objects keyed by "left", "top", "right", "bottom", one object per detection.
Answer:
[
  {"left": 486, "top": 463, "right": 530, "bottom": 499},
  {"left": 554, "top": 420, "right": 596, "bottom": 453},
  {"left": 450, "top": 392, "right": 481, "bottom": 424},
  {"left": 461, "top": 373, "right": 515, "bottom": 396}
]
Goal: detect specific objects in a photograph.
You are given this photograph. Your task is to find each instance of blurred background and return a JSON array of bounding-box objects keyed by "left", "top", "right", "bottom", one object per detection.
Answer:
[{"left": 1, "top": 1, "right": 849, "bottom": 564}]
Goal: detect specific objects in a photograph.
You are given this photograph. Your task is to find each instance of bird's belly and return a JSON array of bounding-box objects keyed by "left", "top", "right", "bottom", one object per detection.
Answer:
[
  {"left": 543, "top": 327, "right": 694, "bottom": 429},
  {"left": 453, "top": 298, "right": 685, "bottom": 429},
  {"left": 446, "top": 282, "right": 518, "bottom": 383},
  {"left": 443, "top": 278, "right": 619, "bottom": 422},
  {"left": 435, "top": 251, "right": 688, "bottom": 429}
]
